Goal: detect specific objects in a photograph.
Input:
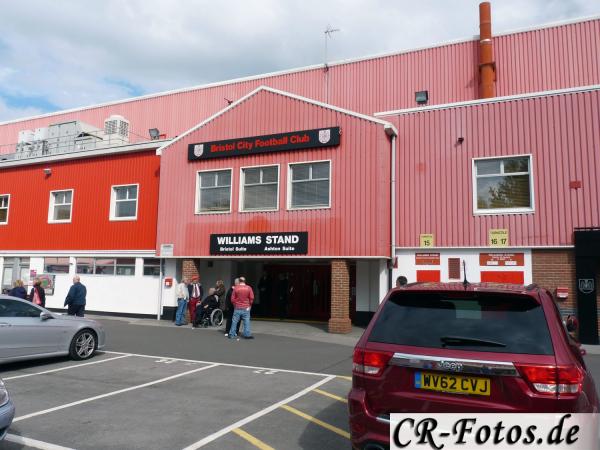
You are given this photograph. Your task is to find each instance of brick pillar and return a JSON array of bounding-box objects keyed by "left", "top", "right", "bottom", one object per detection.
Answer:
[
  {"left": 182, "top": 259, "right": 200, "bottom": 280},
  {"left": 329, "top": 259, "right": 352, "bottom": 334},
  {"left": 182, "top": 259, "right": 200, "bottom": 323}
]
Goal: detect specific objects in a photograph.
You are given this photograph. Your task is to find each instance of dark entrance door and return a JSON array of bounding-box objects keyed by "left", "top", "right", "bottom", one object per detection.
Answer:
[
  {"left": 263, "top": 263, "right": 331, "bottom": 321},
  {"left": 574, "top": 228, "right": 600, "bottom": 344}
]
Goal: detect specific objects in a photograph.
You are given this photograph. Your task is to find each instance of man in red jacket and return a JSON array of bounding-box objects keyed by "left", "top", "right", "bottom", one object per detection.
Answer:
[{"left": 228, "top": 277, "right": 255, "bottom": 340}]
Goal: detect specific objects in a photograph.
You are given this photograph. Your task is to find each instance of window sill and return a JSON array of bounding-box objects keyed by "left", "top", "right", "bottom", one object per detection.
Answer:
[
  {"left": 239, "top": 208, "right": 279, "bottom": 214},
  {"left": 48, "top": 219, "right": 72, "bottom": 224},
  {"left": 287, "top": 205, "right": 331, "bottom": 211},
  {"left": 474, "top": 208, "right": 534, "bottom": 216},
  {"left": 109, "top": 216, "right": 138, "bottom": 222},
  {"left": 195, "top": 210, "right": 231, "bottom": 215}
]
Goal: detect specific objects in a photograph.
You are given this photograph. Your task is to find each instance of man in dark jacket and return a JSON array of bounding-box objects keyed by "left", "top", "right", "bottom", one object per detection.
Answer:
[
  {"left": 64, "top": 276, "right": 87, "bottom": 317},
  {"left": 224, "top": 278, "right": 240, "bottom": 337}
]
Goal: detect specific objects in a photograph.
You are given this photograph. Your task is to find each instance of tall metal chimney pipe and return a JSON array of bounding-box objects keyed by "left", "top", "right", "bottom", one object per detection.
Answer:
[{"left": 479, "top": 2, "right": 496, "bottom": 98}]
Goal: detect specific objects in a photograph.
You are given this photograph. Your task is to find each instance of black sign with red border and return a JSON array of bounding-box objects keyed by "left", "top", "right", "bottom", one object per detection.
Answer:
[{"left": 188, "top": 127, "right": 340, "bottom": 161}]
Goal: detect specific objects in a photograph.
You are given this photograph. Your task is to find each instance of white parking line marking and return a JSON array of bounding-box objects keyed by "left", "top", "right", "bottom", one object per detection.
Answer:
[
  {"left": 181, "top": 375, "right": 336, "bottom": 449},
  {"left": 13, "top": 363, "right": 219, "bottom": 423},
  {"left": 3, "top": 354, "right": 132, "bottom": 381},
  {"left": 104, "top": 350, "right": 341, "bottom": 378},
  {"left": 4, "top": 433, "right": 76, "bottom": 450}
]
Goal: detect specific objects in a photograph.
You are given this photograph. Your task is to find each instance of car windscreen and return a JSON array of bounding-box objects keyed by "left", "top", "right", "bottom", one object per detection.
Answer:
[{"left": 368, "top": 292, "right": 554, "bottom": 355}]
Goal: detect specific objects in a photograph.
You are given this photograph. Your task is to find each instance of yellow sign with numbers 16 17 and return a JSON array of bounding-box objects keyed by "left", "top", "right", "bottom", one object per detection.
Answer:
[{"left": 489, "top": 229, "right": 509, "bottom": 247}]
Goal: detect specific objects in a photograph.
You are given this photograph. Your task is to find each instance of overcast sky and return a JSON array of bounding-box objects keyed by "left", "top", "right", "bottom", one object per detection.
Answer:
[{"left": 0, "top": 0, "right": 598, "bottom": 121}]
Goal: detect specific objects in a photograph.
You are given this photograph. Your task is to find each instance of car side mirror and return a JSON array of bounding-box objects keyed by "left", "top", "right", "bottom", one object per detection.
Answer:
[{"left": 40, "top": 311, "right": 53, "bottom": 321}]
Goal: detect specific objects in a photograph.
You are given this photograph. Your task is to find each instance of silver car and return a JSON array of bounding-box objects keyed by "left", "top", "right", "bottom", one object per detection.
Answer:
[
  {"left": 0, "top": 295, "right": 105, "bottom": 364},
  {"left": 0, "top": 378, "right": 15, "bottom": 440}
]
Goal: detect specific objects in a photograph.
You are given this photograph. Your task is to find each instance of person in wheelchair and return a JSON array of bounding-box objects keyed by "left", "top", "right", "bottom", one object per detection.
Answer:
[{"left": 194, "top": 288, "right": 221, "bottom": 328}]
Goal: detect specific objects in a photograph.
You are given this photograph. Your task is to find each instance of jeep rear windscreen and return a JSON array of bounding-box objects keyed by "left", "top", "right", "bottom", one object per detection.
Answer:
[{"left": 368, "top": 292, "right": 554, "bottom": 355}]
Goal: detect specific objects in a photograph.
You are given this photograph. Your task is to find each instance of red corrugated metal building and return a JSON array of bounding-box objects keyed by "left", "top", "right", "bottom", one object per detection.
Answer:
[{"left": 0, "top": 8, "right": 598, "bottom": 336}]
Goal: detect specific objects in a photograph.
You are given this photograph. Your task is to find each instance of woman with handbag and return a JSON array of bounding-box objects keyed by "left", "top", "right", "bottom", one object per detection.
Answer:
[{"left": 29, "top": 278, "right": 46, "bottom": 307}]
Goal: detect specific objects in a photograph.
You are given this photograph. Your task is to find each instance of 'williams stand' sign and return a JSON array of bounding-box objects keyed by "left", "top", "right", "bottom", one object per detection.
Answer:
[
  {"left": 210, "top": 232, "right": 308, "bottom": 255},
  {"left": 188, "top": 127, "right": 340, "bottom": 160}
]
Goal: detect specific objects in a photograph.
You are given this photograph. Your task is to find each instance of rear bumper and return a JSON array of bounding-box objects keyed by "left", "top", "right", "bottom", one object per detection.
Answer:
[
  {"left": 0, "top": 398, "right": 15, "bottom": 440},
  {"left": 348, "top": 387, "right": 389, "bottom": 449}
]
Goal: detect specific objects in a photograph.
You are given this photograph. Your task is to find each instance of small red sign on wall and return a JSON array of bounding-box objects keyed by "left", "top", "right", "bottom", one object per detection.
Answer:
[
  {"left": 417, "top": 270, "right": 441, "bottom": 282},
  {"left": 479, "top": 253, "right": 524, "bottom": 267},
  {"left": 415, "top": 253, "right": 440, "bottom": 265},
  {"left": 481, "top": 271, "right": 525, "bottom": 284}
]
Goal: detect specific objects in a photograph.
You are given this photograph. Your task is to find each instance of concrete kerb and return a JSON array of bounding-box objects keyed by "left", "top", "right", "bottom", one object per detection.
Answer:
[{"left": 88, "top": 315, "right": 364, "bottom": 347}]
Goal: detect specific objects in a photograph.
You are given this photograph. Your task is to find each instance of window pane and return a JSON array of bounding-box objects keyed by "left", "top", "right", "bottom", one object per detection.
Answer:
[
  {"left": 292, "top": 165, "right": 310, "bottom": 181},
  {"left": 216, "top": 171, "right": 231, "bottom": 187},
  {"left": 0, "top": 196, "right": 8, "bottom": 207},
  {"left": 115, "top": 187, "right": 128, "bottom": 200},
  {"left": 116, "top": 265, "right": 135, "bottom": 276},
  {"left": 76, "top": 258, "right": 93, "bottom": 274},
  {"left": 95, "top": 259, "right": 115, "bottom": 275},
  {"left": 64, "top": 191, "right": 72, "bottom": 203},
  {"left": 291, "top": 180, "right": 329, "bottom": 207},
  {"left": 477, "top": 175, "right": 531, "bottom": 209},
  {"left": 116, "top": 200, "right": 137, "bottom": 218},
  {"left": 0, "top": 209, "right": 6, "bottom": 223},
  {"left": 143, "top": 258, "right": 161, "bottom": 276},
  {"left": 0, "top": 299, "right": 41, "bottom": 318},
  {"left": 244, "top": 185, "right": 277, "bottom": 210},
  {"left": 504, "top": 157, "right": 529, "bottom": 174},
  {"left": 54, "top": 205, "right": 71, "bottom": 220},
  {"left": 261, "top": 167, "right": 278, "bottom": 183},
  {"left": 200, "top": 173, "right": 216, "bottom": 188},
  {"left": 244, "top": 168, "right": 261, "bottom": 185},
  {"left": 200, "top": 187, "right": 230, "bottom": 212},
  {"left": 368, "top": 292, "right": 553, "bottom": 355},
  {"left": 476, "top": 160, "right": 501, "bottom": 176},
  {"left": 116, "top": 258, "right": 135, "bottom": 265},
  {"left": 44, "top": 257, "right": 70, "bottom": 274},
  {"left": 311, "top": 162, "right": 330, "bottom": 179}
]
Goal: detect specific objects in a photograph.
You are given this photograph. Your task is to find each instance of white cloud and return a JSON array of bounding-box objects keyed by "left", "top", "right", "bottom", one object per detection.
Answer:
[{"left": 0, "top": 0, "right": 598, "bottom": 121}]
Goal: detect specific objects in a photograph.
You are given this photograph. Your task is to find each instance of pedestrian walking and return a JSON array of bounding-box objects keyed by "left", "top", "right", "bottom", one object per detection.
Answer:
[
  {"left": 64, "top": 276, "right": 87, "bottom": 317},
  {"left": 8, "top": 279, "right": 27, "bottom": 299},
  {"left": 187, "top": 276, "right": 203, "bottom": 327},
  {"left": 29, "top": 278, "right": 46, "bottom": 307},
  {"left": 228, "top": 276, "right": 254, "bottom": 340},
  {"left": 224, "top": 278, "right": 241, "bottom": 337},
  {"left": 175, "top": 277, "right": 189, "bottom": 326}
]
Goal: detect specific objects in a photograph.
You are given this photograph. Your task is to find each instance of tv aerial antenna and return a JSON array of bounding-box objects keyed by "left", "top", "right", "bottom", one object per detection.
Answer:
[{"left": 324, "top": 24, "right": 340, "bottom": 69}]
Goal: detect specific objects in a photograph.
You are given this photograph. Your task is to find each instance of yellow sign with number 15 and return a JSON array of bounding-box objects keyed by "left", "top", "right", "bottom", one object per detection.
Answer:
[
  {"left": 489, "top": 229, "right": 509, "bottom": 247},
  {"left": 420, "top": 234, "right": 435, "bottom": 247}
]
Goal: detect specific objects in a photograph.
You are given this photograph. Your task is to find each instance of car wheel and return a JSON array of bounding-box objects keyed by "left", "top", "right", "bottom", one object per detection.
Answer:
[{"left": 69, "top": 329, "right": 97, "bottom": 360}]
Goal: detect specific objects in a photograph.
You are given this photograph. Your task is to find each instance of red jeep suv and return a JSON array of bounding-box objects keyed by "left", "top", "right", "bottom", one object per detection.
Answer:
[{"left": 348, "top": 283, "right": 598, "bottom": 450}]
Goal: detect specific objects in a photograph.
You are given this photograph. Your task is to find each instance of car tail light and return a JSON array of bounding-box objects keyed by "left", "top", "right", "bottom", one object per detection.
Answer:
[
  {"left": 352, "top": 348, "right": 393, "bottom": 376},
  {"left": 515, "top": 364, "right": 584, "bottom": 395}
]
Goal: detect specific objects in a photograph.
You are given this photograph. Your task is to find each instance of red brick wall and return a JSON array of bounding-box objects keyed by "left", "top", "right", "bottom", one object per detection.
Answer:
[
  {"left": 532, "top": 249, "right": 600, "bottom": 336},
  {"left": 182, "top": 259, "right": 200, "bottom": 281},
  {"left": 329, "top": 259, "right": 352, "bottom": 334}
]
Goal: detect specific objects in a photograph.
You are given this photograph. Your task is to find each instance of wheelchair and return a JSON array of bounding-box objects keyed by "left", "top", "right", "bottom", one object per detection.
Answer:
[{"left": 195, "top": 306, "right": 224, "bottom": 328}]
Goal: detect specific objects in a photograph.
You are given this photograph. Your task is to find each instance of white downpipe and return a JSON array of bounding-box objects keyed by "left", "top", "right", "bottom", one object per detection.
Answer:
[{"left": 157, "top": 258, "right": 164, "bottom": 320}]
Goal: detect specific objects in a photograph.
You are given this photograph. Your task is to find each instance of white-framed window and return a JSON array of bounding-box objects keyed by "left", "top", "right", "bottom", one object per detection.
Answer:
[
  {"left": 48, "top": 189, "right": 73, "bottom": 223},
  {"left": 44, "top": 257, "right": 70, "bottom": 274},
  {"left": 196, "top": 169, "right": 232, "bottom": 214},
  {"left": 0, "top": 194, "right": 9, "bottom": 225},
  {"left": 75, "top": 257, "right": 135, "bottom": 276},
  {"left": 288, "top": 160, "right": 331, "bottom": 209},
  {"left": 110, "top": 184, "right": 138, "bottom": 220},
  {"left": 143, "top": 258, "right": 161, "bottom": 276},
  {"left": 240, "top": 165, "right": 279, "bottom": 212},
  {"left": 473, "top": 155, "right": 534, "bottom": 214}
]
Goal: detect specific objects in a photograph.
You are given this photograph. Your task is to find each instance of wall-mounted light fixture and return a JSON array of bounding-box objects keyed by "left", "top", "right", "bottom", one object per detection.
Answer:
[
  {"left": 43, "top": 167, "right": 52, "bottom": 176},
  {"left": 149, "top": 128, "right": 160, "bottom": 140},
  {"left": 457, "top": 137, "right": 465, "bottom": 144}
]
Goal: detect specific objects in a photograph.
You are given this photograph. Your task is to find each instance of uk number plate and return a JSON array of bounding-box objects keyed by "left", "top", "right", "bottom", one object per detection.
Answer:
[{"left": 415, "top": 371, "right": 491, "bottom": 396}]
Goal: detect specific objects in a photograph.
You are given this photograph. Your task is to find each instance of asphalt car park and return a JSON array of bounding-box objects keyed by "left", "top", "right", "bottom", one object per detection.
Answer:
[{"left": 0, "top": 350, "right": 352, "bottom": 450}]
